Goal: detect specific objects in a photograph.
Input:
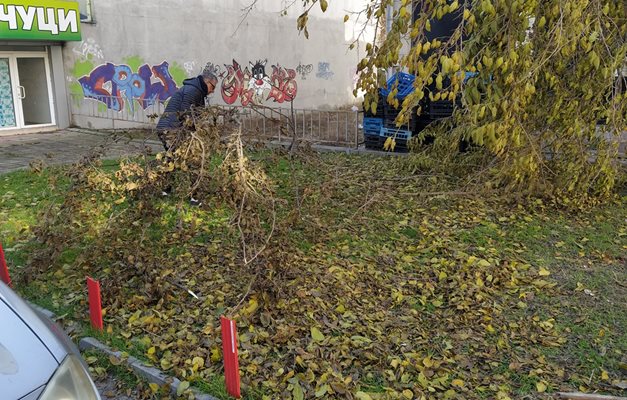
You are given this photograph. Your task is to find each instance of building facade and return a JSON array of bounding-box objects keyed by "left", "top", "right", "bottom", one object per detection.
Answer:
[{"left": 0, "top": 0, "right": 373, "bottom": 134}]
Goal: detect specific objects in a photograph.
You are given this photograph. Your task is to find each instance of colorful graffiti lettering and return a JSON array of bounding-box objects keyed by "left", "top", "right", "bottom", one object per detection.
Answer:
[
  {"left": 220, "top": 59, "right": 298, "bottom": 106},
  {"left": 220, "top": 60, "right": 249, "bottom": 105},
  {"left": 316, "top": 62, "right": 334, "bottom": 80},
  {"left": 268, "top": 64, "right": 298, "bottom": 103},
  {"left": 78, "top": 61, "right": 178, "bottom": 112},
  {"left": 78, "top": 58, "right": 300, "bottom": 110},
  {"left": 296, "top": 62, "right": 313, "bottom": 80}
]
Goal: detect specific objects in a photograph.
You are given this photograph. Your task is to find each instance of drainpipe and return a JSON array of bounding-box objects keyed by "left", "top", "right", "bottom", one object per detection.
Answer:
[
  {"left": 398, "top": 0, "right": 411, "bottom": 68},
  {"left": 386, "top": 3, "right": 393, "bottom": 35},
  {"left": 386, "top": 0, "right": 405, "bottom": 78},
  {"left": 385, "top": 2, "right": 395, "bottom": 79},
  {"left": 386, "top": 3, "right": 393, "bottom": 78}
]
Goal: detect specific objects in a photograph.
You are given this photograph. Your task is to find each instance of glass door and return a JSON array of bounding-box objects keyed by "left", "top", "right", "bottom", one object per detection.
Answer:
[
  {"left": 16, "top": 56, "right": 54, "bottom": 126},
  {"left": 0, "top": 52, "right": 55, "bottom": 131}
]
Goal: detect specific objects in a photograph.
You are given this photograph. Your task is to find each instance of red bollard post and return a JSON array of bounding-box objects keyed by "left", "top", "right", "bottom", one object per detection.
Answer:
[
  {"left": 0, "top": 242, "right": 11, "bottom": 287},
  {"left": 220, "top": 316, "right": 241, "bottom": 398},
  {"left": 86, "top": 277, "right": 103, "bottom": 331}
]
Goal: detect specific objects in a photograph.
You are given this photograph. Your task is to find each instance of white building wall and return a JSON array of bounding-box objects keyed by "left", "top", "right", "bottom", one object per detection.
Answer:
[{"left": 65, "top": 0, "right": 375, "bottom": 128}]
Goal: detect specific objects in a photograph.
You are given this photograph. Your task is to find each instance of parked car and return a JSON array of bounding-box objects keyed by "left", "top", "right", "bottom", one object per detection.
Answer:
[{"left": 0, "top": 281, "right": 101, "bottom": 400}]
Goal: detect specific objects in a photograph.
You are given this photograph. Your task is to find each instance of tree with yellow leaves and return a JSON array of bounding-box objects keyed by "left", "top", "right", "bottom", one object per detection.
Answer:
[{"left": 298, "top": 0, "right": 626, "bottom": 205}]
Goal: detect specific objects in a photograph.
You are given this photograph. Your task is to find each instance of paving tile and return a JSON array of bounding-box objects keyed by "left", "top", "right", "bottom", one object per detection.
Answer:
[{"left": 1, "top": 129, "right": 162, "bottom": 173}]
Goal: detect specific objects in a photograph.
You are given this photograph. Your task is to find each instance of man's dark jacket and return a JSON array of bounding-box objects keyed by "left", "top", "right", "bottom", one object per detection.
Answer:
[{"left": 156, "top": 76, "right": 208, "bottom": 130}]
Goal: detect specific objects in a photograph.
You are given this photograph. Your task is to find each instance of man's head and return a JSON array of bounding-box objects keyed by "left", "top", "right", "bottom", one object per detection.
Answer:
[{"left": 201, "top": 64, "right": 218, "bottom": 94}]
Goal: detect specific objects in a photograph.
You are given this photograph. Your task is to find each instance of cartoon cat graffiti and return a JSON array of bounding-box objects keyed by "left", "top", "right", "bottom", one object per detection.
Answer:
[
  {"left": 221, "top": 59, "right": 298, "bottom": 106},
  {"left": 249, "top": 59, "right": 272, "bottom": 103}
]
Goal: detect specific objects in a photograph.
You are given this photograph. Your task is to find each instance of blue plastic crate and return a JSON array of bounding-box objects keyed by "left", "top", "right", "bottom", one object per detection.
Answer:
[
  {"left": 379, "top": 72, "right": 416, "bottom": 100},
  {"left": 381, "top": 127, "right": 412, "bottom": 141},
  {"left": 463, "top": 71, "right": 479, "bottom": 82},
  {"left": 363, "top": 117, "right": 383, "bottom": 134}
]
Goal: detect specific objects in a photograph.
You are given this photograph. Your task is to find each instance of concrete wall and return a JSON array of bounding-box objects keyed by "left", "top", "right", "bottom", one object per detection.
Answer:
[
  {"left": 50, "top": 45, "right": 71, "bottom": 129},
  {"left": 65, "top": 0, "right": 375, "bottom": 127}
]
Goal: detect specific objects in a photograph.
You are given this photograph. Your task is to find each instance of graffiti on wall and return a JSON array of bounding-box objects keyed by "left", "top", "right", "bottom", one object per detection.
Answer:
[
  {"left": 296, "top": 62, "right": 313, "bottom": 80},
  {"left": 73, "top": 57, "right": 301, "bottom": 112},
  {"left": 78, "top": 61, "right": 179, "bottom": 112},
  {"left": 316, "top": 62, "right": 334, "bottom": 80},
  {"left": 72, "top": 38, "right": 105, "bottom": 60},
  {"left": 249, "top": 60, "right": 272, "bottom": 102},
  {"left": 267, "top": 64, "right": 299, "bottom": 103},
  {"left": 202, "top": 62, "right": 222, "bottom": 80},
  {"left": 183, "top": 61, "right": 197, "bottom": 75},
  {"left": 220, "top": 59, "right": 298, "bottom": 106}
]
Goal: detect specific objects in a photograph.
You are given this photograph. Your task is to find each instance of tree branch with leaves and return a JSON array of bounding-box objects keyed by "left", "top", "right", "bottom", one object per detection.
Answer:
[{"left": 298, "top": 0, "right": 626, "bottom": 205}]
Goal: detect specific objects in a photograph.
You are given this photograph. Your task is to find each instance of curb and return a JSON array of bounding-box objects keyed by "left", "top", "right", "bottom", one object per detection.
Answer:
[
  {"left": 264, "top": 139, "right": 409, "bottom": 156},
  {"left": 29, "top": 301, "right": 56, "bottom": 319},
  {"left": 31, "top": 302, "right": 219, "bottom": 400},
  {"left": 79, "top": 337, "right": 218, "bottom": 400}
]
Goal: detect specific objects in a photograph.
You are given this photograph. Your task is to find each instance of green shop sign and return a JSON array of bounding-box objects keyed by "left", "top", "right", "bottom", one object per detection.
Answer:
[{"left": 0, "top": 0, "right": 81, "bottom": 41}]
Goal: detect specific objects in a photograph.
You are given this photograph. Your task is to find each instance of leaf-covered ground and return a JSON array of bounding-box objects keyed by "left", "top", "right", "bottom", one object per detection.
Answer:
[{"left": 1, "top": 152, "right": 625, "bottom": 400}]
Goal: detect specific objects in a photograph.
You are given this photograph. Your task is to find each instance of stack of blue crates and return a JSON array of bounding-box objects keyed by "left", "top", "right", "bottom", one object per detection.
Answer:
[
  {"left": 379, "top": 72, "right": 416, "bottom": 100},
  {"left": 381, "top": 127, "right": 412, "bottom": 152},
  {"left": 381, "top": 127, "right": 412, "bottom": 141},
  {"left": 362, "top": 72, "right": 416, "bottom": 151},
  {"left": 363, "top": 117, "right": 383, "bottom": 149},
  {"left": 363, "top": 117, "right": 383, "bottom": 136}
]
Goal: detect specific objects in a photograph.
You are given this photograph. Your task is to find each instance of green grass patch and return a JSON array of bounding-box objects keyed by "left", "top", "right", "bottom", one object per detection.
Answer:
[
  {"left": 83, "top": 349, "right": 142, "bottom": 387},
  {"left": 1, "top": 153, "right": 625, "bottom": 400}
]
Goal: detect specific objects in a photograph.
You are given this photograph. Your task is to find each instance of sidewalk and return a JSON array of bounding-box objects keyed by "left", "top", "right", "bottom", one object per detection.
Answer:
[
  {"left": 0, "top": 129, "right": 163, "bottom": 174},
  {"left": 0, "top": 129, "right": 408, "bottom": 175}
]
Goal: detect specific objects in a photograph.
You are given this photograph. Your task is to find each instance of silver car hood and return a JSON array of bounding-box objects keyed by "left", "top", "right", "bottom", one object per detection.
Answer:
[
  {"left": 0, "top": 299, "right": 59, "bottom": 399},
  {"left": 0, "top": 282, "right": 76, "bottom": 364}
]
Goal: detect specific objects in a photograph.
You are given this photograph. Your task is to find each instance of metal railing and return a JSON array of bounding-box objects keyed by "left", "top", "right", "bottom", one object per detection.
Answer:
[
  {"left": 70, "top": 94, "right": 164, "bottom": 126},
  {"left": 70, "top": 94, "right": 364, "bottom": 148},
  {"left": 224, "top": 105, "right": 362, "bottom": 147}
]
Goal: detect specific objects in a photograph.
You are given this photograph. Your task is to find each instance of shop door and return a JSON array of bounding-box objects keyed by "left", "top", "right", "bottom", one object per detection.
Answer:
[{"left": 0, "top": 52, "right": 55, "bottom": 132}]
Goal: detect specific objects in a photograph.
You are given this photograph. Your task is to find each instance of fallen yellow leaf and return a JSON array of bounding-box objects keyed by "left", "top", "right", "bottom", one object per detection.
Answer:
[
  {"left": 451, "top": 378, "right": 465, "bottom": 387},
  {"left": 177, "top": 381, "right": 190, "bottom": 396},
  {"left": 149, "top": 383, "right": 160, "bottom": 393},
  {"left": 243, "top": 297, "right": 259, "bottom": 316},
  {"left": 355, "top": 392, "right": 373, "bottom": 400},
  {"left": 210, "top": 347, "right": 221, "bottom": 363},
  {"left": 477, "top": 259, "right": 491, "bottom": 267},
  {"left": 311, "top": 326, "right": 325, "bottom": 342},
  {"left": 536, "top": 382, "right": 547, "bottom": 392}
]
